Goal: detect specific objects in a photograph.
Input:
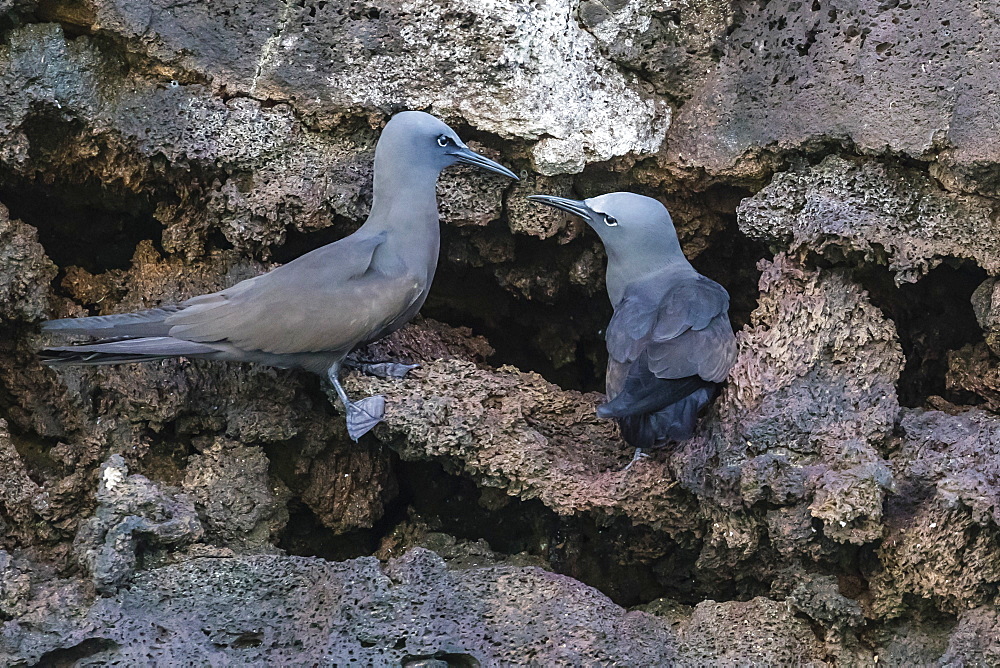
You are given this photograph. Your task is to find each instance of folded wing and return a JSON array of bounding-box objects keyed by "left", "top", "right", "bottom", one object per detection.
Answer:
[
  {"left": 42, "top": 231, "right": 423, "bottom": 363},
  {"left": 602, "top": 270, "right": 736, "bottom": 427},
  {"left": 165, "top": 231, "right": 421, "bottom": 355}
]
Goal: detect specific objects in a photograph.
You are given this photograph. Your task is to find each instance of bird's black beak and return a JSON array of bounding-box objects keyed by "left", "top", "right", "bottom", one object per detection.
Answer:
[
  {"left": 454, "top": 147, "right": 519, "bottom": 180},
  {"left": 526, "top": 194, "right": 591, "bottom": 219}
]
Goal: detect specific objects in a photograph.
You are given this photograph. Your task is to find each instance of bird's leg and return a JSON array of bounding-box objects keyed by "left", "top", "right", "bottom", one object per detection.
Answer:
[
  {"left": 621, "top": 448, "right": 650, "bottom": 473},
  {"left": 327, "top": 364, "right": 386, "bottom": 441},
  {"left": 344, "top": 357, "right": 420, "bottom": 379}
]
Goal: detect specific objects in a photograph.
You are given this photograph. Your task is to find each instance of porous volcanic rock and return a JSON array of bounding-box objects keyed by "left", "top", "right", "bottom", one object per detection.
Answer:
[
  {"left": 972, "top": 277, "right": 1000, "bottom": 354},
  {"left": 353, "top": 255, "right": 903, "bottom": 561},
  {"left": 689, "top": 254, "right": 901, "bottom": 547},
  {"left": 675, "top": 597, "right": 830, "bottom": 666},
  {"left": 738, "top": 156, "right": 1000, "bottom": 283},
  {"left": 73, "top": 454, "right": 203, "bottom": 593},
  {"left": 871, "top": 408, "right": 1000, "bottom": 618},
  {"left": 85, "top": 0, "right": 671, "bottom": 175},
  {"left": 181, "top": 438, "right": 290, "bottom": 550},
  {"left": 665, "top": 0, "right": 1000, "bottom": 192},
  {"left": 2, "top": 0, "right": 1000, "bottom": 661},
  {"left": 0, "top": 203, "right": 56, "bottom": 322},
  {"left": 347, "top": 357, "right": 701, "bottom": 535},
  {"left": 0, "top": 548, "right": 682, "bottom": 665},
  {"left": 940, "top": 606, "right": 1000, "bottom": 666}
]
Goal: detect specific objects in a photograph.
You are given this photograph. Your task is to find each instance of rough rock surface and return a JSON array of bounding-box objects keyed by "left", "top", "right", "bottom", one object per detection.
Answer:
[
  {"left": 675, "top": 597, "right": 829, "bottom": 666},
  {"left": 73, "top": 455, "right": 203, "bottom": 593},
  {"left": 0, "top": 203, "right": 56, "bottom": 322},
  {"left": 871, "top": 408, "right": 1000, "bottom": 618},
  {"left": 86, "top": 0, "right": 671, "bottom": 176},
  {"left": 863, "top": 618, "right": 955, "bottom": 668},
  {"left": 349, "top": 358, "right": 698, "bottom": 531},
  {"left": 738, "top": 156, "right": 1000, "bottom": 283},
  {"left": 352, "top": 255, "right": 903, "bottom": 562},
  {"left": 1, "top": 0, "right": 1000, "bottom": 662},
  {"left": 181, "top": 438, "right": 289, "bottom": 550},
  {"left": 665, "top": 0, "right": 1000, "bottom": 193},
  {"left": 780, "top": 571, "right": 865, "bottom": 633},
  {"left": 947, "top": 342, "right": 1000, "bottom": 411},
  {"left": 578, "top": 0, "right": 736, "bottom": 106},
  {"left": 0, "top": 549, "right": 681, "bottom": 665},
  {"left": 940, "top": 607, "right": 1000, "bottom": 666},
  {"left": 972, "top": 277, "right": 1000, "bottom": 354},
  {"left": 699, "top": 254, "right": 901, "bottom": 547}
]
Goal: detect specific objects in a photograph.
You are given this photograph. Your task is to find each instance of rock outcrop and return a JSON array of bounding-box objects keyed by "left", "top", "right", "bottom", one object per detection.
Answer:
[{"left": 1, "top": 0, "right": 1000, "bottom": 663}]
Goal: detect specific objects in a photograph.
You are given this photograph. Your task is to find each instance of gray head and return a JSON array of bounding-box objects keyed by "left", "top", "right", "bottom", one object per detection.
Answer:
[
  {"left": 375, "top": 111, "right": 518, "bottom": 181},
  {"left": 528, "top": 192, "right": 688, "bottom": 302}
]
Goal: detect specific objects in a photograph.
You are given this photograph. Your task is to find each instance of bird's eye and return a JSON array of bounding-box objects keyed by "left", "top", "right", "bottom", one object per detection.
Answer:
[
  {"left": 604, "top": 215, "right": 619, "bottom": 227},
  {"left": 437, "top": 135, "right": 452, "bottom": 147}
]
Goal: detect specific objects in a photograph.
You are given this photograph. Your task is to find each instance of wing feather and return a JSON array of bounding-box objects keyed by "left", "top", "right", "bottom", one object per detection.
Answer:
[
  {"left": 606, "top": 270, "right": 735, "bottom": 383},
  {"left": 601, "top": 268, "right": 736, "bottom": 444},
  {"left": 164, "top": 232, "right": 421, "bottom": 355}
]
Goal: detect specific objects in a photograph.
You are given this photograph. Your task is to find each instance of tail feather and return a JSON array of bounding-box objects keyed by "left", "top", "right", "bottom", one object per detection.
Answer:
[
  {"left": 597, "top": 374, "right": 713, "bottom": 419},
  {"left": 39, "top": 336, "right": 218, "bottom": 366},
  {"left": 616, "top": 385, "right": 716, "bottom": 448},
  {"left": 42, "top": 307, "right": 181, "bottom": 338}
]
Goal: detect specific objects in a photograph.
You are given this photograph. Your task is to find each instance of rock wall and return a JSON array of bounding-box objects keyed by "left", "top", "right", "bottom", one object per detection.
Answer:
[{"left": 1, "top": 0, "right": 1000, "bottom": 664}]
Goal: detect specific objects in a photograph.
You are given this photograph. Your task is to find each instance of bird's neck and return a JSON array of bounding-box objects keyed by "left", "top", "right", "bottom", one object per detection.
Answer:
[
  {"left": 369, "top": 154, "right": 442, "bottom": 218},
  {"left": 606, "top": 248, "right": 692, "bottom": 306},
  {"left": 360, "top": 160, "right": 442, "bottom": 270}
]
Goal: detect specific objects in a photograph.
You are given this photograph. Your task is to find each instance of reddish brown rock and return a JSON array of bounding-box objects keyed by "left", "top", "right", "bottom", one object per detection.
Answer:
[
  {"left": 871, "top": 409, "right": 1000, "bottom": 618},
  {"left": 299, "top": 442, "right": 397, "bottom": 534},
  {"left": 348, "top": 358, "right": 700, "bottom": 535}
]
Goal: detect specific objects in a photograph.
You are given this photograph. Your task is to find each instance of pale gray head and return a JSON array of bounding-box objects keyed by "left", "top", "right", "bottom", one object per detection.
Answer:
[
  {"left": 528, "top": 192, "right": 688, "bottom": 303},
  {"left": 528, "top": 192, "right": 684, "bottom": 260},
  {"left": 376, "top": 111, "right": 518, "bottom": 180}
]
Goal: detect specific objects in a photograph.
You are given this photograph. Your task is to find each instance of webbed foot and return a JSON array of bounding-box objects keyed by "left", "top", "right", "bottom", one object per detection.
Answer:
[
  {"left": 357, "top": 362, "right": 420, "bottom": 379},
  {"left": 345, "top": 395, "right": 386, "bottom": 441}
]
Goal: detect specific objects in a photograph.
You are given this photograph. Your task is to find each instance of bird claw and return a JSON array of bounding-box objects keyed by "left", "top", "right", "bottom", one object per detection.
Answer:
[
  {"left": 358, "top": 362, "right": 420, "bottom": 379},
  {"left": 345, "top": 395, "right": 385, "bottom": 441},
  {"left": 621, "top": 448, "right": 650, "bottom": 473}
]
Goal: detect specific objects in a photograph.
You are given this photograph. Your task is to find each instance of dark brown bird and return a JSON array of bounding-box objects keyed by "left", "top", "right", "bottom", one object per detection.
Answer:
[{"left": 529, "top": 192, "right": 736, "bottom": 467}]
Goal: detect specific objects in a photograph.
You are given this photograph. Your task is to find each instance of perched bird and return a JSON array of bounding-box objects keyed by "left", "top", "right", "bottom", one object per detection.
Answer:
[
  {"left": 528, "top": 192, "right": 736, "bottom": 465},
  {"left": 41, "top": 111, "right": 518, "bottom": 441}
]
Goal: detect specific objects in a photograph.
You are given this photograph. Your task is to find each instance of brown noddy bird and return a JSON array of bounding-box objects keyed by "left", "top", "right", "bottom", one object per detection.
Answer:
[
  {"left": 528, "top": 192, "right": 737, "bottom": 466},
  {"left": 40, "top": 111, "right": 518, "bottom": 440}
]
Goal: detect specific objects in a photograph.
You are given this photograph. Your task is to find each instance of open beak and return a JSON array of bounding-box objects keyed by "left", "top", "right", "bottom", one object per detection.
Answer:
[
  {"left": 454, "top": 147, "right": 519, "bottom": 180},
  {"left": 526, "top": 194, "right": 592, "bottom": 219}
]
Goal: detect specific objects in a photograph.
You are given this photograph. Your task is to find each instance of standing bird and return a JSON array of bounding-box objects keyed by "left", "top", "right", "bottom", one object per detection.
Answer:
[
  {"left": 40, "top": 111, "right": 518, "bottom": 441},
  {"left": 528, "top": 192, "right": 736, "bottom": 466}
]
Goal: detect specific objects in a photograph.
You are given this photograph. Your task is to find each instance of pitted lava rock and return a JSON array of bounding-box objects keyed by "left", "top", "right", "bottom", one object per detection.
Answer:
[{"left": 0, "top": 0, "right": 999, "bottom": 663}]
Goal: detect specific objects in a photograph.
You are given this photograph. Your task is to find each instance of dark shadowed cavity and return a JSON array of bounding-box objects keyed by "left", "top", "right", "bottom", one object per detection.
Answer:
[
  {"left": 690, "top": 212, "right": 769, "bottom": 336},
  {"left": 279, "top": 458, "right": 735, "bottom": 608},
  {"left": 856, "top": 260, "right": 987, "bottom": 407},
  {"left": 0, "top": 106, "right": 164, "bottom": 273},
  {"left": 0, "top": 171, "right": 163, "bottom": 273}
]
